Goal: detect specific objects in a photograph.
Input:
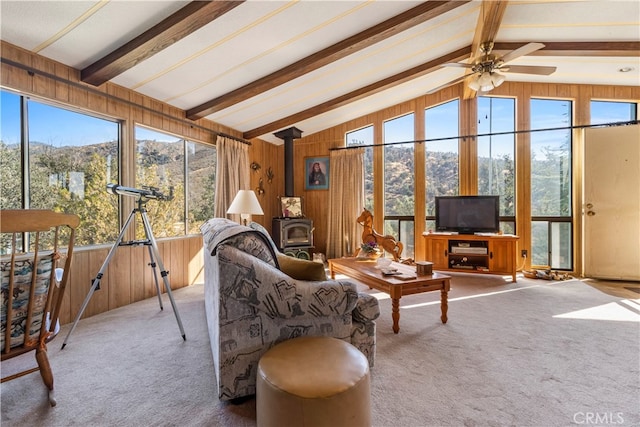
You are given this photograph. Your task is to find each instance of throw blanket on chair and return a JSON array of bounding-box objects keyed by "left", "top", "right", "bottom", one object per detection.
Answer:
[{"left": 201, "top": 218, "right": 278, "bottom": 266}]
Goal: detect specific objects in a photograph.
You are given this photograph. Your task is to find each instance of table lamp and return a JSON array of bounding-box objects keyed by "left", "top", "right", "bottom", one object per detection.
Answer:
[{"left": 227, "top": 190, "right": 264, "bottom": 226}]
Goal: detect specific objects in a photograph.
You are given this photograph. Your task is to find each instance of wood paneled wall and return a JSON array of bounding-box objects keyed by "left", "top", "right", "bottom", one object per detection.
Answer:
[{"left": 293, "top": 80, "right": 639, "bottom": 272}]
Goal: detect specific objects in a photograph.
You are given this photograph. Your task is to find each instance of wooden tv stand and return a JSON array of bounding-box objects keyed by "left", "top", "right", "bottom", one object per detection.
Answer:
[{"left": 423, "top": 232, "right": 519, "bottom": 282}]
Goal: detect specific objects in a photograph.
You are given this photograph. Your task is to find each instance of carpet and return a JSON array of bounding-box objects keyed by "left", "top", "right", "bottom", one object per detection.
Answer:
[{"left": 1, "top": 274, "right": 638, "bottom": 426}]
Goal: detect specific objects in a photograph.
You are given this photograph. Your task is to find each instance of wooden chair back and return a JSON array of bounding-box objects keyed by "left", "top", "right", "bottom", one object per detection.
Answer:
[{"left": 1, "top": 209, "right": 79, "bottom": 406}]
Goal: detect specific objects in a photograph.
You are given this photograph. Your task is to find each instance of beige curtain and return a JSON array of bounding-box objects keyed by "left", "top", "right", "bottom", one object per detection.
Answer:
[
  {"left": 214, "top": 136, "right": 250, "bottom": 221},
  {"left": 326, "top": 148, "right": 364, "bottom": 259}
]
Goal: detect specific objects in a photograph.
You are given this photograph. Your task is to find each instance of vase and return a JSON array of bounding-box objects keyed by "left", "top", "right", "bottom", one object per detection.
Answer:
[{"left": 358, "top": 249, "right": 381, "bottom": 260}]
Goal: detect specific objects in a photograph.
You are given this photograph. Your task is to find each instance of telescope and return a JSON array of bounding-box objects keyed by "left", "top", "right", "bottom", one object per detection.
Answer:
[{"left": 106, "top": 184, "right": 173, "bottom": 201}]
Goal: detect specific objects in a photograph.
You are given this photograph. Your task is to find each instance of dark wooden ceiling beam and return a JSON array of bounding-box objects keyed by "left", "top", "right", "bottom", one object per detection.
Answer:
[
  {"left": 464, "top": 0, "right": 509, "bottom": 99},
  {"left": 243, "top": 46, "right": 472, "bottom": 140},
  {"left": 187, "top": 0, "right": 472, "bottom": 120},
  {"left": 492, "top": 41, "right": 640, "bottom": 57},
  {"left": 81, "top": 1, "right": 244, "bottom": 86}
]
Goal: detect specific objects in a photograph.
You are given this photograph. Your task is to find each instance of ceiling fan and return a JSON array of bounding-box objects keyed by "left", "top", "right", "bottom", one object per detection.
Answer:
[{"left": 428, "top": 42, "right": 557, "bottom": 94}]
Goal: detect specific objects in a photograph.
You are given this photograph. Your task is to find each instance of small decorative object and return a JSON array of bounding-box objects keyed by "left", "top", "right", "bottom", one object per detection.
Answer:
[
  {"left": 266, "top": 167, "right": 274, "bottom": 183},
  {"left": 250, "top": 161, "right": 261, "bottom": 173},
  {"left": 280, "top": 196, "right": 303, "bottom": 218},
  {"left": 416, "top": 261, "right": 433, "bottom": 276},
  {"left": 256, "top": 178, "right": 265, "bottom": 195},
  {"left": 356, "top": 208, "right": 403, "bottom": 261},
  {"left": 357, "top": 241, "right": 381, "bottom": 259},
  {"left": 304, "top": 156, "right": 329, "bottom": 190},
  {"left": 376, "top": 257, "right": 392, "bottom": 269}
]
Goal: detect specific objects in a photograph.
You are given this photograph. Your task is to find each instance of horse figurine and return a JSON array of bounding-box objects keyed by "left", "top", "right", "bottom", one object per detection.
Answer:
[{"left": 356, "top": 208, "right": 403, "bottom": 261}]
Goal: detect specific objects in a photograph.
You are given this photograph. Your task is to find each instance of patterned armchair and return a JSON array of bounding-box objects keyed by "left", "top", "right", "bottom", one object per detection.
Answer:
[{"left": 201, "top": 218, "right": 379, "bottom": 401}]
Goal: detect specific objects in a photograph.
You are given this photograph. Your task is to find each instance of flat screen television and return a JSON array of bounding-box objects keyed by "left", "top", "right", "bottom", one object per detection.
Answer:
[{"left": 435, "top": 195, "right": 500, "bottom": 234}]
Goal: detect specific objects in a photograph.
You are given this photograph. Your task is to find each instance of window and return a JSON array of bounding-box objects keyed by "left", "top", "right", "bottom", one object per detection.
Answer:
[
  {"left": 477, "top": 97, "right": 515, "bottom": 234},
  {"left": 346, "top": 126, "right": 374, "bottom": 213},
  {"left": 135, "top": 126, "right": 186, "bottom": 238},
  {"left": 591, "top": 100, "right": 637, "bottom": 124},
  {"left": 0, "top": 91, "right": 22, "bottom": 210},
  {"left": 383, "top": 113, "right": 415, "bottom": 258},
  {"left": 187, "top": 141, "right": 216, "bottom": 234},
  {"left": 424, "top": 99, "right": 459, "bottom": 231},
  {"left": 530, "top": 99, "right": 573, "bottom": 269},
  {"left": 0, "top": 90, "right": 120, "bottom": 247}
]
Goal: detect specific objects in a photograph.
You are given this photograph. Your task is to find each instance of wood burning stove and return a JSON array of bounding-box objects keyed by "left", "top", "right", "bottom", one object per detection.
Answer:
[
  {"left": 272, "top": 128, "right": 312, "bottom": 258},
  {"left": 272, "top": 218, "right": 313, "bottom": 259}
]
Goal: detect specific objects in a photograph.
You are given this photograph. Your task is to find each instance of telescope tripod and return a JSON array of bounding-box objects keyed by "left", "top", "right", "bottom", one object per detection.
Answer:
[{"left": 61, "top": 198, "right": 186, "bottom": 349}]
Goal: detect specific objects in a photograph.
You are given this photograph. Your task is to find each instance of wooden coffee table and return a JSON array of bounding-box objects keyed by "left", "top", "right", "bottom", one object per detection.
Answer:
[{"left": 328, "top": 257, "right": 451, "bottom": 334}]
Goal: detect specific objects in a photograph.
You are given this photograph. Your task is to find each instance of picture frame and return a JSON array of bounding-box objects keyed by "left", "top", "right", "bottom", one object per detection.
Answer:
[
  {"left": 304, "top": 156, "right": 330, "bottom": 190},
  {"left": 279, "top": 196, "right": 304, "bottom": 218}
]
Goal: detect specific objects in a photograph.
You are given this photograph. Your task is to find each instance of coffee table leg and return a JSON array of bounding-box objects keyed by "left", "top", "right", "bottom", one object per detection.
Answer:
[
  {"left": 392, "top": 298, "right": 400, "bottom": 333},
  {"left": 440, "top": 286, "right": 448, "bottom": 324}
]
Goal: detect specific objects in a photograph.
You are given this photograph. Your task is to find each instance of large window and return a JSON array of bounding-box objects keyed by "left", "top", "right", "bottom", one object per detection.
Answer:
[
  {"left": 530, "top": 99, "right": 573, "bottom": 269},
  {"left": 477, "top": 97, "right": 515, "bottom": 234},
  {"left": 187, "top": 141, "right": 216, "bottom": 234},
  {"left": 1, "top": 90, "right": 120, "bottom": 247},
  {"left": 1, "top": 89, "right": 216, "bottom": 250},
  {"left": 135, "top": 126, "right": 186, "bottom": 238},
  {"left": 0, "top": 91, "right": 22, "bottom": 210},
  {"left": 384, "top": 113, "right": 415, "bottom": 258},
  {"left": 134, "top": 126, "right": 216, "bottom": 238},
  {"left": 346, "top": 126, "right": 374, "bottom": 213},
  {"left": 424, "top": 99, "right": 459, "bottom": 231}
]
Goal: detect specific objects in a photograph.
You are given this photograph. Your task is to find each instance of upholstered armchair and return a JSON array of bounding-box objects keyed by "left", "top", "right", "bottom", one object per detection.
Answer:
[{"left": 201, "top": 218, "right": 380, "bottom": 401}]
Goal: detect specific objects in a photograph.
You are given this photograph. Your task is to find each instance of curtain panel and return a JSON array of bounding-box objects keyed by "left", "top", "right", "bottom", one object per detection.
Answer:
[
  {"left": 326, "top": 148, "right": 365, "bottom": 259},
  {"left": 214, "top": 136, "right": 249, "bottom": 221}
]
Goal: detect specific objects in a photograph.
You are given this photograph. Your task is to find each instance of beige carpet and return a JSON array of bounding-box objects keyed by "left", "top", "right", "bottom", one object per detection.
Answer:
[{"left": 2, "top": 274, "right": 639, "bottom": 426}]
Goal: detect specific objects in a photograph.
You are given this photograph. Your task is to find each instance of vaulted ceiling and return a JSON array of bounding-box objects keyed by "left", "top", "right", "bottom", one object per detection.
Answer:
[{"left": 1, "top": 1, "right": 638, "bottom": 144}]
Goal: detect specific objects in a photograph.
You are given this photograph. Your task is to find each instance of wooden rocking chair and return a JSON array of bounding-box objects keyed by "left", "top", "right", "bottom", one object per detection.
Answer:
[{"left": 1, "top": 210, "right": 79, "bottom": 406}]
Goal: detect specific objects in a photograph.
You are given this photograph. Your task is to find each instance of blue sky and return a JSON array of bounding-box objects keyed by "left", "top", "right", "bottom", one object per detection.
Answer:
[{"left": 0, "top": 91, "right": 181, "bottom": 146}]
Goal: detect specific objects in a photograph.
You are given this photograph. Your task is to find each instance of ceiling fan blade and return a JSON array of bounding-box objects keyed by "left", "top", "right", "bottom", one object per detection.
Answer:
[
  {"left": 499, "top": 42, "right": 545, "bottom": 64},
  {"left": 442, "top": 62, "right": 475, "bottom": 69},
  {"left": 426, "top": 74, "right": 470, "bottom": 95},
  {"left": 502, "top": 64, "right": 556, "bottom": 75}
]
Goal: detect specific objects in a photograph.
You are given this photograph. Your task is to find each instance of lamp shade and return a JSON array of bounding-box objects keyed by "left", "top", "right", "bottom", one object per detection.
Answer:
[{"left": 227, "top": 190, "right": 264, "bottom": 225}]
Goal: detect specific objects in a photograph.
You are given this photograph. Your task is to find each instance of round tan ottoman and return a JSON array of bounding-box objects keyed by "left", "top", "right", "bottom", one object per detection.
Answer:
[{"left": 256, "top": 336, "right": 371, "bottom": 427}]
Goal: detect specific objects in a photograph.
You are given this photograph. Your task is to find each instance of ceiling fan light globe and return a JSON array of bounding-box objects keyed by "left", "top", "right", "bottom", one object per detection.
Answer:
[
  {"left": 478, "top": 71, "right": 493, "bottom": 87},
  {"left": 491, "top": 72, "right": 506, "bottom": 87},
  {"left": 468, "top": 77, "right": 481, "bottom": 91}
]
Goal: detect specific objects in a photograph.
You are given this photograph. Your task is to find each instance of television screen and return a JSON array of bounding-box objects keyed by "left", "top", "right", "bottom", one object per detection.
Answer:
[{"left": 435, "top": 195, "right": 500, "bottom": 234}]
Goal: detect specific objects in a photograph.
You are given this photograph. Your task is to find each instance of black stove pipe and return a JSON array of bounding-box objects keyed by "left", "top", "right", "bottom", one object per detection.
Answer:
[{"left": 274, "top": 127, "right": 303, "bottom": 197}]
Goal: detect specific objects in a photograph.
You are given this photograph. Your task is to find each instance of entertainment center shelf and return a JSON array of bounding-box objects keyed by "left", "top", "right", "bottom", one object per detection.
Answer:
[{"left": 423, "top": 233, "right": 519, "bottom": 282}]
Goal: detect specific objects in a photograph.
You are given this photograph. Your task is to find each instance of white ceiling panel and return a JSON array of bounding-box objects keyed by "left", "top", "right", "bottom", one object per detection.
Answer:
[{"left": 1, "top": 0, "right": 638, "bottom": 144}]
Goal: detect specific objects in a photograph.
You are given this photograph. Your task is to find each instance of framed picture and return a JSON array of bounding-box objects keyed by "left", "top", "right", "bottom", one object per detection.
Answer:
[
  {"left": 304, "top": 156, "right": 330, "bottom": 190},
  {"left": 280, "top": 196, "right": 303, "bottom": 218}
]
